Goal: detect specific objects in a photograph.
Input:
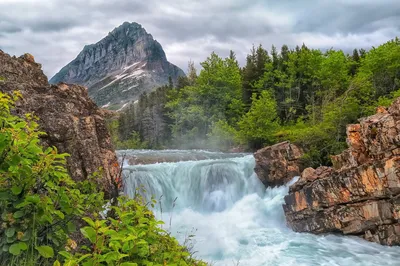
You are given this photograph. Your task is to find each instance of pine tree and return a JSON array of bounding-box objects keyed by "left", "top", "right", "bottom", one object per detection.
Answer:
[
  {"left": 280, "top": 45, "right": 290, "bottom": 70},
  {"left": 168, "top": 76, "right": 173, "bottom": 89},
  {"left": 255, "top": 44, "right": 270, "bottom": 78},
  {"left": 176, "top": 76, "right": 190, "bottom": 90},
  {"left": 187, "top": 60, "right": 197, "bottom": 85},
  {"left": 349, "top": 49, "right": 361, "bottom": 76},
  {"left": 242, "top": 47, "right": 257, "bottom": 110},
  {"left": 359, "top": 48, "right": 367, "bottom": 58},
  {"left": 271, "top": 45, "right": 279, "bottom": 70},
  {"left": 352, "top": 49, "right": 360, "bottom": 62}
]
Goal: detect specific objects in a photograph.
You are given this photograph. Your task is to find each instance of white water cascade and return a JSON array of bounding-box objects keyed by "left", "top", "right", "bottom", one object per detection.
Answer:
[{"left": 122, "top": 150, "right": 400, "bottom": 266}]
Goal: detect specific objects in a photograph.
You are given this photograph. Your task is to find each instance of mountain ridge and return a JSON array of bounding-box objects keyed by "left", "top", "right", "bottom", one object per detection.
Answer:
[{"left": 50, "top": 22, "right": 185, "bottom": 110}]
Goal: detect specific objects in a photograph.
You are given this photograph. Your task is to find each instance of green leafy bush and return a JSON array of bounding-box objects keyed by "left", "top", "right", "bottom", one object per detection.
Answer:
[
  {"left": 61, "top": 197, "right": 206, "bottom": 266},
  {"left": 0, "top": 91, "right": 88, "bottom": 265},
  {"left": 0, "top": 91, "right": 206, "bottom": 266}
]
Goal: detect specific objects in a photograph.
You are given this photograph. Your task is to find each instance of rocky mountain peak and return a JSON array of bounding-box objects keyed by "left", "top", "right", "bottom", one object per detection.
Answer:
[{"left": 50, "top": 22, "right": 185, "bottom": 110}]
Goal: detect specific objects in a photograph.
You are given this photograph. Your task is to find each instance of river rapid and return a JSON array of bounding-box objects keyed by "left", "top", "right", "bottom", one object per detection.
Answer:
[{"left": 120, "top": 150, "right": 400, "bottom": 266}]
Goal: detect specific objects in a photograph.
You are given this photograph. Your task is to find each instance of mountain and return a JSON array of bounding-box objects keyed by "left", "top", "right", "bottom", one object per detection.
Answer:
[{"left": 50, "top": 22, "right": 185, "bottom": 110}]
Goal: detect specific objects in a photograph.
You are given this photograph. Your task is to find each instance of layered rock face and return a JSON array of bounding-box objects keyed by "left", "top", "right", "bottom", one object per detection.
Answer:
[
  {"left": 0, "top": 50, "right": 119, "bottom": 193},
  {"left": 254, "top": 141, "right": 304, "bottom": 187},
  {"left": 284, "top": 101, "right": 400, "bottom": 245},
  {"left": 50, "top": 22, "right": 185, "bottom": 110}
]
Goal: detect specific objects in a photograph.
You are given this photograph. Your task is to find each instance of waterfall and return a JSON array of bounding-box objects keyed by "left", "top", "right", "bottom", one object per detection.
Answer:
[
  {"left": 123, "top": 155, "right": 264, "bottom": 212},
  {"left": 122, "top": 151, "right": 400, "bottom": 266}
]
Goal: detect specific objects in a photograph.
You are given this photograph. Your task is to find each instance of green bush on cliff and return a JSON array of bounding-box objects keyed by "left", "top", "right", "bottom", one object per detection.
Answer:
[{"left": 0, "top": 91, "right": 205, "bottom": 266}]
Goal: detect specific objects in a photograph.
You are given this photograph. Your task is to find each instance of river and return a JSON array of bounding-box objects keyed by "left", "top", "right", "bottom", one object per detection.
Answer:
[{"left": 120, "top": 150, "right": 400, "bottom": 266}]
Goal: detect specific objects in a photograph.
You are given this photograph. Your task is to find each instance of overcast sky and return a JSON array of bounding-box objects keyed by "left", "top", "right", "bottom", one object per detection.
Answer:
[{"left": 1, "top": 0, "right": 399, "bottom": 78}]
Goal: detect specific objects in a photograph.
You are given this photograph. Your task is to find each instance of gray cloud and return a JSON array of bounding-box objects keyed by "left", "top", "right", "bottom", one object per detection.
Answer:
[
  {"left": 0, "top": 0, "right": 399, "bottom": 78},
  {"left": 295, "top": 0, "right": 400, "bottom": 34},
  {"left": 0, "top": 22, "right": 22, "bottom": 34},
  {"left": 30, "top": 20, "right": 80, "bottom": 33}
]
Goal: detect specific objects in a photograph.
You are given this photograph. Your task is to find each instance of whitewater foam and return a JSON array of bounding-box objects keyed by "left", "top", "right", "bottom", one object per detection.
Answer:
[{"left": 122, "top": 150, "right": 400, "bottom": 266}]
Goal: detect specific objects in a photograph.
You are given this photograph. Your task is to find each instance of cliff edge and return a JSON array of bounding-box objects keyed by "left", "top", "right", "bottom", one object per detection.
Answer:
[
  {"left": 0, "top": 50, "right": 119, "bottom": 194},
  {"left": 284, "top": 100, "right": 400, "bottom": 245}
]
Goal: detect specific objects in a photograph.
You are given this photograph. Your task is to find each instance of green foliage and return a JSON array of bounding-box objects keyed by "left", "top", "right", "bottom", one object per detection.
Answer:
[
  {"left": 118, "top": 131, "right": 149, "bottom": 150},
  {"left": 0, "top": 91, "right": 96, "bottom": 265},
  {"left": 351, "top": 37, "right": 400, "bottom": 116},
  {"left": 110, "top": 37, "right": 400, "bottom": 166},
  {"left": 62, "top": 197, "right": 206, "bottom": 266},
  {"left": 165, "top": 52, "right": 243, "bottom": 150},
  {"left": 238, "top": 91, "right": 279, "bottom": 145},
  {"left": 113, "top": 86, "right": 172, "bottom": 150},
  {"left": 0, "top": 92, "right": 205, "bottom": 266},
  {"left": 236, "top": 38, "right": 400, "bottom": 165},
  {"left": 107, "top": 116, "right": 148, "bottom": 150}
]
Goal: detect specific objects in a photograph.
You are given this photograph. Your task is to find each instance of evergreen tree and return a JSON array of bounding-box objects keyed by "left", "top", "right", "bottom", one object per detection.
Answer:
[
  {"left": 168, "top": 76, "right": 173, "bottom": 89},
  {"left": 349, "top": 49, "right": 361, "bottom": 76},
  {"left": 271, "top": 45, "right": 279, "bottom": 70},
  {"left": 359, "top": 48, "right": 367, "bottom": 58},
  {"left": 242, "top": 47, "right": 257, "bottom": 110},
  {"left": 187, "top": 60, "right": 197, "bottom": 85},
  {"left": 255, "top": 44, "right": 270, "bottom": 78},
  {"left": 280, "top": 45, "right": 290, "bottom": 70},
  {"left": 176, "top": 76, "right": 190, "bottom": 90}
]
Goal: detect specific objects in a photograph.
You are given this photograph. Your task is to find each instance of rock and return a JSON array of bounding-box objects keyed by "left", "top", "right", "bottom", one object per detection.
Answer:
[
  {"left": 49, "top": 22, "right": 185, "bottom": 110},
  {"left": 0, "top": 50, "right": 119, "bottom": 195},
  {"left": 21, "top": 53, "right": 35, "bottom": 63},
  {"left": 254, "top": 141, "right": 304, "bottom": 187},
  {"left": 284, "top": 98, "right": 400, "bottom": 245}
]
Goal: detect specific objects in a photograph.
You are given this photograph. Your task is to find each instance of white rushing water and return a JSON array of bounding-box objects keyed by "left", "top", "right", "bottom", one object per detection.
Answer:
[{"left": 122, "top": 151, "right": 400, "bottom": 266}]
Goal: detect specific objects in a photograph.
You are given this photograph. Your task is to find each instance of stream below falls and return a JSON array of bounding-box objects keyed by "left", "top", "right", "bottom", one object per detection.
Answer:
[{"left": 120, "top": 150, "right": 400, "bottom": 266}]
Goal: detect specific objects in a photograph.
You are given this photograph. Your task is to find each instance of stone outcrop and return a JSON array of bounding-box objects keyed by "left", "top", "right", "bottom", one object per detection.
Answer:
[
  {"left": 284, "top": 100, "right": 400, "bottom": 245},
  {"left": 254, "top": 141, "right": 304, "bottom": 187},
  {"left": 0, "top": 50, "right": 119, "bottom": 194},
  {"left": 50, "top": 22, "right": 185, "bottom": 110}
]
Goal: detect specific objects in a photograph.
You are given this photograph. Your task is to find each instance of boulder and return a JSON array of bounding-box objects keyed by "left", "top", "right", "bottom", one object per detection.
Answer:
[
  {"left": 284, "top": 101, "right": 400, "bottom": 245},
  {"left": 254, "top": 141, "right": 304, "bottom": 187},
  {"left": 0, "top": 50, "right": 119, "bottom": 194}
]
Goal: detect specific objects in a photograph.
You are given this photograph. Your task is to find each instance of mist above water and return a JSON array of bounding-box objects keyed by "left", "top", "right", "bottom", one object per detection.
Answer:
[{"left": 122, "top": 150, "right": 400, "bottom": 266}]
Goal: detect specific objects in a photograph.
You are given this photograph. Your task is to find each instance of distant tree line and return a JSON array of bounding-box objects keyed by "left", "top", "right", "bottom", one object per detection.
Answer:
[{"left": 109, "top": 38, "right": 400, "bottom": 167}]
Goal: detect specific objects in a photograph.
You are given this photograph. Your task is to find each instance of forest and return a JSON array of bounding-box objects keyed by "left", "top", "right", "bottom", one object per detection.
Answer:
[{"left": 112, "top": 38, "right": 400, "bottom": 167}]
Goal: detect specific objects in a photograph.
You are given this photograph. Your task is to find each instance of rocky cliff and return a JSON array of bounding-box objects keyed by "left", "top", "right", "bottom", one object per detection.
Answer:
[
  {"left": 284, "top": 101, "right": 400, "bottom": 245},
  {"left": 0, "top": 50, "right": 119, "bottom": 193},
  {"left": 254, "top": 141, "right": 304, "bottom": 187},
  {"left": 50, "top": 22, "right": 185, "bottom": 110}
]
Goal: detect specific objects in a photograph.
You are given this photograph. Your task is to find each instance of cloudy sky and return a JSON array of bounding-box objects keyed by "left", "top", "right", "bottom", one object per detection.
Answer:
[{"left": 1, "top": 0, "right": 399, "bottom": 78}]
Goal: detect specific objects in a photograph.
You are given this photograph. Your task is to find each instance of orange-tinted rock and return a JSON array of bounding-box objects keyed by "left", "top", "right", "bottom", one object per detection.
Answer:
[
  {"left": 22, "top": 53, "right": 35, "bottom": 63},
  {"left": 284, "top": 98, "right": 400, "bottom": 246},
  {"left": 376, "top": 106, "right": 389, "bottom": 114},
  {"left": 254, "top": 141, "right": 303, "bottom": 187}
]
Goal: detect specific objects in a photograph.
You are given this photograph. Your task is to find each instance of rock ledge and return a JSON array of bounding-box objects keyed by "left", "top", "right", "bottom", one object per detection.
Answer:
[{"left": 284, "top": 99, "right": 400, "bottom": 245}]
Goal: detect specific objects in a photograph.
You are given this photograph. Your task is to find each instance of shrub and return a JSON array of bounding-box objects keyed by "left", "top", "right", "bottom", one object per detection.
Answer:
[
  {"left": 61, "top": 196, "right": 207, "bottom": 266},
  {"left": 0, "top": 91, "right": 206, "bottom": 266},
  {"left": 0, "top": 91, "right": 91, "bottom": 265}
]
